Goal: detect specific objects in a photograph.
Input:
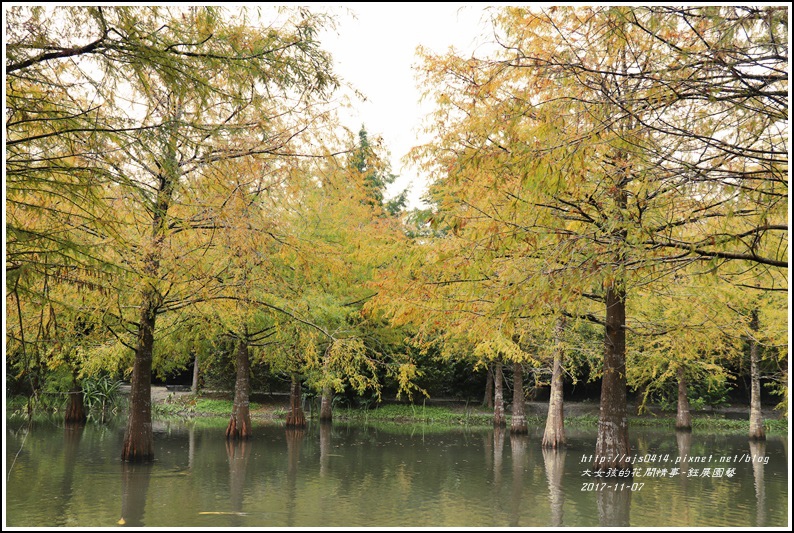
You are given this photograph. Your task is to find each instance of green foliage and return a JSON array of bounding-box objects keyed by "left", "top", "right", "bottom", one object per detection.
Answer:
[
  {"left": 648, "top": 376, "right": 733, "bottom": 413},
  {"left": 41, "top": 365, "right": 75, "bottom": 397},
  {"left": 81, "top": 374, "right": 124, "bottom": 418}
]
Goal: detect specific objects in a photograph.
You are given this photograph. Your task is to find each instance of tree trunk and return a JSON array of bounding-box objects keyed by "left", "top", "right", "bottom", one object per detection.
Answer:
[
  {"left": 320, "top": 385, "right": 333, "bottom": 423},
  {"left": 675, "top": 366, "right": 692, "bottom": 431},
  {"left": 511, "top": 362, "right": 528, "bottom": 434},
  {"left": 191, "top": 354, "right": 200, "bottom": 394},
  {"left": 121, "top": 141, "right": 175, "bottom": 462},
  {"left": 64, "top": 381, "right": 86, "bottom": 425},
  {"left": 286, "top": 374, "right": 306, "bottom": 428},
  {"left": 121, "top": 295, "right": 156, "bottom": 462},
  {"left": 493, "top": 361, "right": 506, "bottom": 427},
  {"left": 226, "top": 338, "right": 252, "bottom": 440},
  {"left": 543, "top": 317, "right": 566, "bottom": 448},
  {"left": 594, "top": 283, "right": 631, "bottom": 472},
  {"left": 748, "top": 309, "right": 765, "bottom": 440},
  {"left": 483, "top": 362, "right": 494, "bottom": 408}
]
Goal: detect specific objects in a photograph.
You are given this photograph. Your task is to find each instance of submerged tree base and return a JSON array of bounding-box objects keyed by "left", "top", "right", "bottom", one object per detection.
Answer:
[
  {"left": 286, "top": 410, "right": 307, "bottom": 429},
  {"left": 64, "top": 389, "right": 87, "bottom": 425},
  {"left": 226, "top": 414, "right": 252, "bottom": 440}
]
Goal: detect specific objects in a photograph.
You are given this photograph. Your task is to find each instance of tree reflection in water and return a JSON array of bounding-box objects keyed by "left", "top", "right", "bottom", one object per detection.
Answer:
[
  {"left": 509, "top": 434, "right": 528, "bottom": 526},
  {"left": 542, "top": 447, "right": 566, "bottom": 527},
  {"left": 225, "top": 438, "right": 252, "bottom": 527},
  {"left": 597, "top": 483, "right": 631, "bottom": 527},
  {"left": 319, "top": 422, "right": 331, "bottom": 477},
  {"left": 749, "top": 440, "right": 766, "bottom": 527},
  {"left": 55, "top": 425, "right": 84, "bottom": 525},
  {"left": 285, "top": 428, "right": 306, "bottom": 527},
  {"left": 119, "top": 462, "right": 152, "bottom": 527}
]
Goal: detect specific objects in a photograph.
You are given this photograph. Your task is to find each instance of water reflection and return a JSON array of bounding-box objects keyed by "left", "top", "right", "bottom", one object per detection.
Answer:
[
  {"left": 4, "top": 423, "right": 789, "bottom": 528},
  {"left": 226, "top": 438, "right": 252, "bottom": 526},
  {"left": 493, "top": 427, "right": 505, "bottom": 488},
  {"left": 749, "top": 440, "right": 766, "bottom": 527},
  {"left": 675, "top": 427, "right": 692, "bottom": 525},
  {"left": 285, "top": 428, "right": 306, "bottom": 527},
  {"left": 319, "top": 422, "right": 331, "bottom": 477},
  {"left": 542, "top": 447, "right": 566, "bottom": 527},
  {"left": 509, "top": 434, "right": 528, "bottom": 526},
  {"left": 119, "top": 462, "right": 152, "bottom": 527},
  {"left": 188, "top": 424, "right": 195, "bottom": 470},
  {"left": 596, "top": 484, "right": 631, "bottom": 527},
  {"left": 55, "top": 425, "right": 84, "bottom": 525}
]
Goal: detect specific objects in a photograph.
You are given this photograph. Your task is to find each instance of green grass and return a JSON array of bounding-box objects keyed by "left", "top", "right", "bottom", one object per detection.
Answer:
[
  {"left": 336, "top": 402, "right": 493, "bottom": 426},
  {"left": 153, "top": 397, "right": 262, "bottom": 418},
  {"left": 333, "top": 404, "right": 788, "bottom": 435},
  {"left": 6, "top": 393, "right": 788, "bottom": 436},
  {"left": 564, "top": 412, "right": 788, "bottom": 435}
]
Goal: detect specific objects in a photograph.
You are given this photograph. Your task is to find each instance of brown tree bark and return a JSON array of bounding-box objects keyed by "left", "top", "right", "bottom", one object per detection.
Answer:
[
  {"left": 286, "top": 374, "right": 306, "bottom": 428},
  {"left": 122, "top": 137, "right": 176, "bottom": 462},
  {"left": 675, "top": 366, "right": 692, "bottom": 431},
  {"left": 121, "top": 294, "right": 156, "bottom": 462},
  {"left": 748, "top": 309, "right": 766, "bottom": 441},
  {"left": 493, "top": 361, "right": 506, "bottom": 427},
  {"left": 483, "top": 362, "right": 494, "bottom": 409},
  {"left": 510, "top": 362, "right": 528, "bottom": 434},
  {"left": 64, "top": 380, "right": 86, "bottom": 425},
  {"left": 226, "top": 338, "right": 252, "bottom": 440},
  {"left": 543, "top": 317, "right": 566, "bottom": 448},
  {"left": 594, "top": 283, "right": 631, "bottom": 472},
  {"left": 191, "top": 354, "right": 200, "bottom": 395},
  {"left": 319, "top": 385, "right": 333, "bottom": 423}
]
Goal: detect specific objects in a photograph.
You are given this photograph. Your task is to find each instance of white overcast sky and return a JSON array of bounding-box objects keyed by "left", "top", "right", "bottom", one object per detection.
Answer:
[{"left": 316, "top": 3, "right": 495, "bottom": 208}]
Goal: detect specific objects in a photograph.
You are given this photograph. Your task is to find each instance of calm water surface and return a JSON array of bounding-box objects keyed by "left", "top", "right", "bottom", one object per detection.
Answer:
[{"left": 5, "top": 418, "right": 789, "bottom": 527}]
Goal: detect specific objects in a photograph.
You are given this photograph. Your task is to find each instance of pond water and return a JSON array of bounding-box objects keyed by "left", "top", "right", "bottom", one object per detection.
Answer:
[{"left": 4, "top": 418, "right": 789, "bottom": 528}]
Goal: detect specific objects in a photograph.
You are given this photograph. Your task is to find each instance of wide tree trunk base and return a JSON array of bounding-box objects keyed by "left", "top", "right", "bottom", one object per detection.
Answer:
[
  {"left": 542, "top": 431, "right": 566, "bottom": 449},
  {"left": 226, "top": 414, "right": 252, "bottom": 440},
  {"left": 286, "top": 410, "right": 307, "bottom": 429},
  {"left": 320, "top": 388, "right": 333, "bottom": 423},
  {"left": 287, "top": 374, "right": 307, "bottom": 429},
  {"left": 748, "top": 427, "right": 766, "bottom": 441},
  {"left": 121, "top": 439, "right": 155, "bottom": 463},
  {"left": 510, "top": 419, "right": 528, "bottom": 434},
  {"left": 64, "top": 389, "right": 87, "bottom": 425}
]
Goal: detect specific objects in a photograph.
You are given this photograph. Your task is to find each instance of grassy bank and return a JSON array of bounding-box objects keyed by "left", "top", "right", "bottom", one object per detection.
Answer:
[
  {"left": 151, "top": 395, "right": 788, "bottom": 434},
  {"left": 6, "top": 393, "right": 787, "bottom": 435}
]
